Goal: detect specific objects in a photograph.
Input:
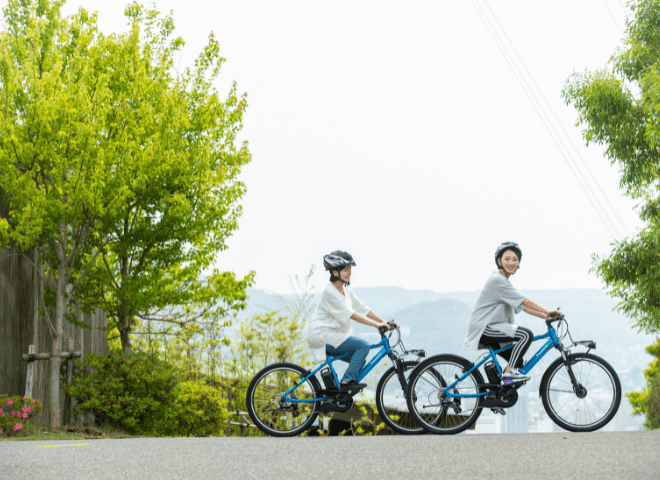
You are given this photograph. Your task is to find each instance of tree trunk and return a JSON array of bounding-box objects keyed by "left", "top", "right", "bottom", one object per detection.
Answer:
[
  {"left": 119, "top": 321, "right": 132, "bottom": 353},
  {"left": 49, "top": 248, "right": 67, "bottom": 430}
]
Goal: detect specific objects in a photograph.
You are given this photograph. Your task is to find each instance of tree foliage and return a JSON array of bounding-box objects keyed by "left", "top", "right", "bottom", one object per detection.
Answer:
[
  {"left": 78, "top": 3, "right": 253, "bottom": 353},
  {"left": 0, "top": 0, "right": 134, "bottom": 429},
  {"left": 626, "top": 338, "right": 660, "bottom": 429},
  {"left": 563, "top": 0, "right": 660, "bottom": 334},
  {"left": 0, "top": 0, "right": 252, "bottom": 428}
]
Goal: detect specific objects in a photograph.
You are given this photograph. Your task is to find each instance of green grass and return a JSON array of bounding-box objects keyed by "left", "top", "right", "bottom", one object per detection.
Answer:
[{"left": 0, "top": 422, "right": 138, "bottom": 441}]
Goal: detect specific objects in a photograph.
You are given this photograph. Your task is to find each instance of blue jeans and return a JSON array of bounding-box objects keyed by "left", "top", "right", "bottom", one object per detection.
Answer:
[{"left": 326, "top": 336, "right": 370, "bottom": 383}]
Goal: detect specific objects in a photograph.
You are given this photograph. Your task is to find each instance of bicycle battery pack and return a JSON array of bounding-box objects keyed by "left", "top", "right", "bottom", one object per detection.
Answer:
[
  {"left": 484, "top": 360, "right": 500, "bottom": 385},
  {"left": 320, "top": 367, "right": 336, "bottom": 390}
]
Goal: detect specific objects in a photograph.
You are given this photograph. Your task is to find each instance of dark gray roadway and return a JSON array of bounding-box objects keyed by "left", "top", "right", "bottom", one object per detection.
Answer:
[{"left": 2, "top": 431, "right": 659, "bottom": 479}]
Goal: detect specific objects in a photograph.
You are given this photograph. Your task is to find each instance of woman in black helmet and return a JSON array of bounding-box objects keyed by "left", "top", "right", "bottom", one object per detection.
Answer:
[
  {"left": 463, "top": 242, "right": 561, "bottom": 385},
  {"left": 305, "top": 250, "right": 393, "bottom": 390}
]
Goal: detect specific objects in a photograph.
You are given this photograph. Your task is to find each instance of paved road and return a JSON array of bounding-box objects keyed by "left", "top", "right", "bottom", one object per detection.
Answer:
[{"left": 2, "top": 431, "right": 659, "bottom": 479}]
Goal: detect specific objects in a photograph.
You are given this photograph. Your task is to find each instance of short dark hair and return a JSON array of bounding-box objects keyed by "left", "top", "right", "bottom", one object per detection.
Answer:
[{"left": 329, "top": 266, "right": 347, "bottom": 283}]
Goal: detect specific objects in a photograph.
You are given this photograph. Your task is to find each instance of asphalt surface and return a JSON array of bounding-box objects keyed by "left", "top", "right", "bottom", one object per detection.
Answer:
[{"left": 2, "top": 431, "right": 659, "bottom": 480}]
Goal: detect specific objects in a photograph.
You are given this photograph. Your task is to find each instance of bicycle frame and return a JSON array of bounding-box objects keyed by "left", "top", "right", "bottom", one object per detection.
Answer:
[
  {"left": 444, "top": 325, "right": 561, "bottom": 398},
  {"left": 281, "top": 335, "right": 394, "bottom": 404}
]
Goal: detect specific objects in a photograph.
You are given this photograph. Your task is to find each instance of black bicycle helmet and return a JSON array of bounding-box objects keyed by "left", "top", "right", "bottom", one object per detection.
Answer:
[
  {"left": 323, "top": 250, "right": 356, "bottom": 272},
  {"left": 494, "top": 242, "right": 522, "bottom": 269}
]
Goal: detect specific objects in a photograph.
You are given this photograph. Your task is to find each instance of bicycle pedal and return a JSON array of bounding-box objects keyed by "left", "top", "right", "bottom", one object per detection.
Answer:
[{"left": 491, "top": 408, "right": 506, "bottom": 416}]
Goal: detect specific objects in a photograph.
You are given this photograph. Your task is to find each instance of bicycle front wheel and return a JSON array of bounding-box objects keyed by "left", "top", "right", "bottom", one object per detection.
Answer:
[
  {"left": 406, "top": 354, "right": 484, "bottom": 435},
  {"left": 375, "top": 361, "right": 426, "bottom": 435},
  {"left": 541, "top": 353, "right": 621, "bottom": 433},
  {"left": 246, "top": 363, "right": 321, "bottom": 437}
]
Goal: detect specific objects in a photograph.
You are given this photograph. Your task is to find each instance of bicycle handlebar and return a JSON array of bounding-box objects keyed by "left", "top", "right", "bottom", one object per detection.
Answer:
[
  {"left": 545, "top": 307, "right": 565, "bottom": 327},
  {"left": 378, "top": 321, "right": 398, "bottom": 335}
]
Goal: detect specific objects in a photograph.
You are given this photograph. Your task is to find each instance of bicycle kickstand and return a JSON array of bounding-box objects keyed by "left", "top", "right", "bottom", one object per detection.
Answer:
[{"left": 491, "top": 408, "right": 506, "bottom": 416}]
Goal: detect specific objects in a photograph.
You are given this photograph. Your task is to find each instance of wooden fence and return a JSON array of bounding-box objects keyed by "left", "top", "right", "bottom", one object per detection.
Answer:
[{"left": 0, "top": 244, "right": 107, "bottom": 426}]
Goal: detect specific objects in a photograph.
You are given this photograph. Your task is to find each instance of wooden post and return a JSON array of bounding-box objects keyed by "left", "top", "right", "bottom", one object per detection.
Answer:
[
  {"left": 240, "top": 416, "right": 246, "bottom": 437},
  {"left": 226, "top": 386, "right": 232, "bottom": 437},
  {"left": 24, "top": 345, "right": 36, "bottom": 398}
]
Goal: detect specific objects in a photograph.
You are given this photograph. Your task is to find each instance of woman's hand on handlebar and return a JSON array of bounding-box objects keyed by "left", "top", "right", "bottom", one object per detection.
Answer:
[
  {"left": 377, "top": 320, "right": 398, "bottom": 333},
  {"left": 547, "top": 310, "right": 563, "bottom": 320}
]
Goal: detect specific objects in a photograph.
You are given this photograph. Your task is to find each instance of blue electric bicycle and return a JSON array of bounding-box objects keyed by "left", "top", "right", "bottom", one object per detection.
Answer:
[
  {"left": 405, "top": 312, "right": 622, "bottom": 434},
  {"left": 246, "top": 322, "right": 427, "bottom": 437}
]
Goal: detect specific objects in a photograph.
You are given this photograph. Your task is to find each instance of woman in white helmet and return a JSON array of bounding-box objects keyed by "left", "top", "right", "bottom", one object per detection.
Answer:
[
  {"left": 305, "top": 250, "right": 393, "bottom": 390},
  {"left": 464, "top": 242, "right": 561, "bottom": 385}
]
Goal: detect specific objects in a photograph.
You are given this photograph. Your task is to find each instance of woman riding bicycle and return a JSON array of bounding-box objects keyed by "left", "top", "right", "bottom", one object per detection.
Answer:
[
  {"left": 463, "top": 242, "right": 561, "bottom": 385},
  {"left": 305, "top": 250, "right": 393, "bottom": 390}
]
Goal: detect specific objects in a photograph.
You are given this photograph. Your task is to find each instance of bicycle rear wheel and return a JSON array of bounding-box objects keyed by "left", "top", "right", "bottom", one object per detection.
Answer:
[
  {"left": 246, "top": 363, "right": 321, "bottom": 437},
  {"left": 375, "top": 361, "right": 426, "bottom": 435},
  {"left": 541, "top": 353, "right": 621, "bottom": 432},
  {"left": 406, "top": 354, "right": 484, "bottom": 435}
]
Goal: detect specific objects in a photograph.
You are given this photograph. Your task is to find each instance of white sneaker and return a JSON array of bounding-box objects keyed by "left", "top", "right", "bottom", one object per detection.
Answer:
[{"left": 501, "top": 369, "right": 530, "bottom": 385}]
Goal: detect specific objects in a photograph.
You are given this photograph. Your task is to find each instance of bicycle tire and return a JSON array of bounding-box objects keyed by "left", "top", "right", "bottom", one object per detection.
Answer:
[
  {"left": 540, "top": 353, "right": 621, "bottom": 433},
  {"left": 406, "top": 354, "right": 485, "bottom": 435},
  {"left": 246, "top": 362, "right": 321, "bottom": 437},
  {"left": 375, "top": 361, "right": 426, "bottom": 435}
]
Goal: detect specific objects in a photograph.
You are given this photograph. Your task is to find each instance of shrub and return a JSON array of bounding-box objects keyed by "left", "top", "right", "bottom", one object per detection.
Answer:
[
  {"left": 66, "top": 352, "right": 229, "bottom": 436},
  {"left": 0, "top": 395, "right": 43, "bottom": 437},
  {"left": 646, "top": 374, "right": 660, "bottom": 430},
  {"left": 160, "top": 382, "right": 228, "bottom": 437},
  {"left": 626, "top": 338, "right": 660, "bottom": 429},
  {"left": 66, "top": 351, "right": 177, "bottom": 435}
]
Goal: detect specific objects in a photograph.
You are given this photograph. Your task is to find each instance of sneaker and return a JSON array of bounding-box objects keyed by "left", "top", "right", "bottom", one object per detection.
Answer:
[
  {"left": 339, "top": 380, "right": 367, "bottom": 391},
  {"left": 501, "top": 369, "right": 530, "bottom": 386}
]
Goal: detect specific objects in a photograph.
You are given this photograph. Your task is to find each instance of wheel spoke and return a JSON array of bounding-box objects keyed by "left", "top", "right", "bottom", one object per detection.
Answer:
[
  {"left": 543, "top": 355, "right": 619, "bottom": 431},
  {"left": 248, "top": 365, "right": 318, "bottom": 436},
  {"left": 377, "top": 363, "right": 425, "bottom": 434},
  {"left": 408, "top": 356, "right": 483, "bottom": 434}
]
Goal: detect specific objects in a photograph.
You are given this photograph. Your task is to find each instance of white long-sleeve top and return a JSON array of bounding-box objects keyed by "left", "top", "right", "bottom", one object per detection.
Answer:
[{"left": 305, "top": 283, "right": 371, "bottom": 361}]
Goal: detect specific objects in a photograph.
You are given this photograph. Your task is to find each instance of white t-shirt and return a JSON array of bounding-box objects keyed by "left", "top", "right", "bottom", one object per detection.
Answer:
[{"left": 305, "top": 283, "right": 371, "bottom": 361}]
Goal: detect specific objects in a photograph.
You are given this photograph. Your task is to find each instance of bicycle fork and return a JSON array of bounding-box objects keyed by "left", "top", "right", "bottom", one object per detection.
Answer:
[{"left": 558, "top": 347, "right": 586, "bottom": 397}]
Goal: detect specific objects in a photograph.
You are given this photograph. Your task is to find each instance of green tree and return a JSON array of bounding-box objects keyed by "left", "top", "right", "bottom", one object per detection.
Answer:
[
  {"left": 0, "top": 0, "right": 133, "bottom": 429},
  {"left": 562, "top": 0, "right": 660, "bottom": 335},
  {"left": 75, "top": 3, "right": 253, "bottom": 353},
  {"left": 0, "top": 0, "right": 251, "bottom": 428}
]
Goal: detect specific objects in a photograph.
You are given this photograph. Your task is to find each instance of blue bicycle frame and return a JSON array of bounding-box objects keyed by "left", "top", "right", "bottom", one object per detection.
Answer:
[
  {"left": 444, "top": 325, "right": 561, "bottom": 399},
  {"left": 281, "top": 335, "right": 394, "bottom": 403}
]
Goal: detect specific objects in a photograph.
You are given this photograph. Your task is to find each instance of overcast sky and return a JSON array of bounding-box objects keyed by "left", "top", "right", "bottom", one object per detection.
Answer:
[{"left": 5, "top": 0, "right": 640, "bottom": 294}]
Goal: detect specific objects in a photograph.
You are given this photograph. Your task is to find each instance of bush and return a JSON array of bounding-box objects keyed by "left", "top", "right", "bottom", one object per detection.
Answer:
[
  {"left": 626, "top": 338, "right": 660, "bottom": 429},
  {"left": 646, "top": 374, "right": 660, "bottom": 430},
  {"left": 66, "top": 352, "right": 229, "bottom": 436},
  {"left": 0, "top": 395, "right": 43, "bottom": 437},
  {"left": 66, "top": 351, "right": 177, "bottom": 435},
  {"left": 161, "top": 382, "right": 228, "bottom": 437}
]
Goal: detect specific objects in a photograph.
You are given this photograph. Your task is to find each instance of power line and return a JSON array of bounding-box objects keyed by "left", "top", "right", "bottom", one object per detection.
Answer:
[
  {"left": 481, "top": 1, "right": 630, "bottom": 238},
  {"left": 617, "top": 0, "right": 627, "bottom": 15},
  {"left": 471, "top": 0, "right": 626, "bottom": 240},
  {"left": 603, "top": 0, "right": 622, "bottom": 34}
]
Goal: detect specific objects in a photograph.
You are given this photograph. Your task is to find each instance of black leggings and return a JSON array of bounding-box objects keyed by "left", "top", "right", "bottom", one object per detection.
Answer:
[{"left": 479, "top": 326, "right": 533, "bottom": 370}]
